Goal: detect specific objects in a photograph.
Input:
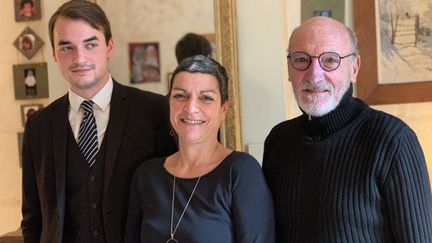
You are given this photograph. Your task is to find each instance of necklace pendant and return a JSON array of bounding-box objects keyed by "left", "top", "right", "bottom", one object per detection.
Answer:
[{"left": 166, "top": 238, "right": 178, "bottom": 243}]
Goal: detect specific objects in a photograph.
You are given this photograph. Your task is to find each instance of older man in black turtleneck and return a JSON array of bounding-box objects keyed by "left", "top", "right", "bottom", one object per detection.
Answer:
[{"left": 263, "top": 16, "right": 432, "bottom": 243}]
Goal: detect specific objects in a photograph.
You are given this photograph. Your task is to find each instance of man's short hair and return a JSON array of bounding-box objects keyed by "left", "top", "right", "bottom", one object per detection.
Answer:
[{"left": 48, "top": 0, "right": 112, "bottom": 50}]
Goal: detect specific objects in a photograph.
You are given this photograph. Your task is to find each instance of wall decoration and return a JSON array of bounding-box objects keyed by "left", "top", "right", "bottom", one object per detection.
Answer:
[
  {"left": 17, "top": 132, "right": 24, "bottom": 167},
  {"left": 13, "top": 62, "right": 49, "bottom": 100},
  {"left": 377, "top": 0, "right": 432, "bottom": 85},
  {"left": 14, "top": 0, "right": 41, "bottom": 22},
  {"left": 20, "top": 104, "right": 43, "bottom": 127},
  {"left": 13, "top": 27, "right": 44, "bottom": 60},
  {"left": 202, "top": 33, "right": 217, "bottom": 58},
  {"left": 301, "top": 0, "right": 344, "bottom": 23},
  {"left": 129, "top": 42, "right": 161, "bottom": 83},
  {"left": 354, "top": 0, "right": 432, "bottom": 105}
]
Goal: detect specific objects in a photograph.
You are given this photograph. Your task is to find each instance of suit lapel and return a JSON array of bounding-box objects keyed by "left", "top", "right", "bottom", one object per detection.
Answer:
[
  {"left": 52, "top": 95, "right": 69, "bottom": 231},
  {"left": 103, "top": 81, "right": 127, "bottom": 195}
]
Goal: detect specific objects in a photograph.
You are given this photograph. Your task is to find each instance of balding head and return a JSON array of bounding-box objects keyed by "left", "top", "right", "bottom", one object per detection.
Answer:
[{"left": 289, "top": 17, "right": 358, "bottom": 59}]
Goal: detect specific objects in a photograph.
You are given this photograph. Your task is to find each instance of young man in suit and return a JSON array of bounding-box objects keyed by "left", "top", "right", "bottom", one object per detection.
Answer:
[{"left": 21, "top": 1, "right": 176, "bottom": 242}]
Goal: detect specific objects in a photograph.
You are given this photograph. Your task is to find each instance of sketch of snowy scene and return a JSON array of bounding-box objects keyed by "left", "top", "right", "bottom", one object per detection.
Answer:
[{"left": 379, "top": 0, "right": 432, "bottom": 84}]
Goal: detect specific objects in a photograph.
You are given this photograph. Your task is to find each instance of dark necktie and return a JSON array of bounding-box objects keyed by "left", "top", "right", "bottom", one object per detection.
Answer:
[{"left": 78, "top": 100, "right": 98, "bottom": 167}]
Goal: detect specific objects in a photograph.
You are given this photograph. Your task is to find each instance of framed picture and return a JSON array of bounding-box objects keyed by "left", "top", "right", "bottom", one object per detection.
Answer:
[
  {"left": 314, "top": 10, "right": 332, "bottom": 17},
  {"left": 354, "top": 0, "right": 432, "bottom": 105},
  {"left": 13, "top": 27, "right": 44, "bottom": 60},
  {"left": 202, "top": 33, "right": 217, "bottom": 58},
  {"left": 20, "top": 104, "right": 43, "bottom": 127},
  {"left": 14, "top": 0, "right": 41, "bottom": 22},
  {"left": 301, "top": 0, "right": 344, "bottom": 23},
  {"left": 17, "top": 132, "right": 24, "bottom": 167},
  {"left": 13, "top": 62, "right": 49, "bottom": 100},
  {"left": 129, "top": 42, "right": 161, "bottom": 83}
]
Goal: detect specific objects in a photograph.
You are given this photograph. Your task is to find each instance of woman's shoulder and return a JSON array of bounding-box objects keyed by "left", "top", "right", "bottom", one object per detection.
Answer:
[{"left": 225, "top": 151, "right": 263, "bottom": 173}]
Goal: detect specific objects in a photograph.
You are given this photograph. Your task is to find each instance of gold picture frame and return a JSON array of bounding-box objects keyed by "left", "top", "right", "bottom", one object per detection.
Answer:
[{"left": 214, "top": 0, "right": 242, "bottom": 151}]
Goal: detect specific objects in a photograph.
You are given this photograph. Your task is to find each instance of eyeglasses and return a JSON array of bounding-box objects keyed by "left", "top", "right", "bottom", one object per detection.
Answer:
[{"left": 287, "top": 51, "right": 356, "bottom": 72}]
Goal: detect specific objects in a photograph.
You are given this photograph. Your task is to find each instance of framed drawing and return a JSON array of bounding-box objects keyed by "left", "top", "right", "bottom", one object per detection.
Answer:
[
  {"left": 13, "top": 27, "right": 44, "bottom": 60},
  {"left": 14, "top": 0, "right": 41, "bottom": 22},
  {"left": 129, "top": 42, "right": 161, "bottom": 83},
  {"left": 13, "top": 62, "right": 49, "bottom": 100},
  {"left": 354, "top": 0, "right": 432, "bottom": 105},
  {"left": 20, "top": 104, "right": 43, "bottom": 127}
]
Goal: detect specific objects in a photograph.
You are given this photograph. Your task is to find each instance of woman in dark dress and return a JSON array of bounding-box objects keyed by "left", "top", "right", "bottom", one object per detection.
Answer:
[{"left": 125, "top": 55, "right": 275, "bottom": 243}]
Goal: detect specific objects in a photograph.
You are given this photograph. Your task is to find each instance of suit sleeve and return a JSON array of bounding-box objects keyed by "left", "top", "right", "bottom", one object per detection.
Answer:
[
  {"left": 384, "top": 129, "right": 432, "bottom": 243},
  {"left": 231, "top": 155, "right": 276, "bottom": 243},
  {"left": 21, "top": 117, "right": 42, "bottom": 243},
  {"left": 125, "top": 167, "right": 143, "bottom": 242}
]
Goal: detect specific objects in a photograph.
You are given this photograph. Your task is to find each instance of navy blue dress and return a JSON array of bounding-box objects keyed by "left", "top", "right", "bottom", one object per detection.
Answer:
[{"left": 125, "top": 151, "right": 275, "bottom": 243}]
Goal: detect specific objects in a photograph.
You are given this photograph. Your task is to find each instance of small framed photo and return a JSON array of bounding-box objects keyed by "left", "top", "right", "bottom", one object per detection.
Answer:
[
  {"left": 202, "top": 33, "right": 217, "bottom": 58},
  {"left": 13, "top": 27, "right": 44, "bottom": 60},
  {"left": 314, "top": 10, "right": 332, "bottom": 17},
  {"left": 129, "top": 42, "right": 161, "bottom": 83},
  {"left": 13, "top": 62, "right": 49, "bottom": 100},
  {"left": 14, "top": 0, "right": 41, "bottom": 22},
  {"left": 20, "top": 104, "right": 43, "bottom": 127}
]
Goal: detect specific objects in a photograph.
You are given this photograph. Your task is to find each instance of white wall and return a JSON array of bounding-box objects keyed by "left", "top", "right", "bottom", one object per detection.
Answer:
[{"left": 236, "top": 0, "right": 294, "bottom": 159}]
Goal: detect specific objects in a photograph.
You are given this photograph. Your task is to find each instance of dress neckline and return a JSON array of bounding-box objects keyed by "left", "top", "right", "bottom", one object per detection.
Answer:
[{"left": 161, "top": 151, "right": 236, "bottom": 180}]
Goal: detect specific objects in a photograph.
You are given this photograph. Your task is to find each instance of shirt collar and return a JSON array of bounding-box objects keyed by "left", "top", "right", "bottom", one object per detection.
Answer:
[{"left": 68, "top": 76, "right": 113, "bottom": 112}]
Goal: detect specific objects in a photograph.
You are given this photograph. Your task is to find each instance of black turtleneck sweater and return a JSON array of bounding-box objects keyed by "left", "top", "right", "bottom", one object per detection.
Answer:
[{"left": 262, "top": 86, "right": 432, "bottom": 243}]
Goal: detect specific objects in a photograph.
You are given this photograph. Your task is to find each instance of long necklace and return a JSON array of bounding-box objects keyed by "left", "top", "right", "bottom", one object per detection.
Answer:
[{"left": 166, "top": 175, "right": 201, "bottom": 243}]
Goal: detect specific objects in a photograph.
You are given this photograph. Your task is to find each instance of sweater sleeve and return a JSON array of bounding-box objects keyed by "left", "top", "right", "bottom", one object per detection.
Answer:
[
  {"left": 230, "top": 153, "right": 276, "bottom": 243},
  {"left": 383, "top": 129, "right": 432, "bottom": 242}
]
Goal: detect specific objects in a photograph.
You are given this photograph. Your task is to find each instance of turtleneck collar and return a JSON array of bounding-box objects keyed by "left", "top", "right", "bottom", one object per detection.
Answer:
[{"left": 299, "top": 84, "right": 367, "bottom": 141}]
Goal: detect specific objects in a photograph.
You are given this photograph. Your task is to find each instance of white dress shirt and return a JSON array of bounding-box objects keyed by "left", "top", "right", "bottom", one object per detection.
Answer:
[{"left": 68, "top": 77, "right": 113, "bottom": 148}]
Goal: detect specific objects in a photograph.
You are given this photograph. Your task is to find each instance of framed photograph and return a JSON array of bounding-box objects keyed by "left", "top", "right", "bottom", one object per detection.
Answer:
[
  {"left": 13, "top": 62, "right": 49, "bottom": 100},
  {"left": 14, "top": 0, "right": 41, "bottom": 22},
  {"left": 129, "top": 42, "right": 161, "bottom": 83},
  {"left": 13, "top": 27, "right": 44, "bottom": 60},
  {"left": 314, "top": 10, "right": 332, "bottom": 17},
  {"left": 20, "top": 104, "right": 43, "bottom": 127},
  {"left": 301, "top": 0, "right": 344, "bottom": 23},
  {"left": 17, "top": 132, "right": 24, "bottom": 167},
  {"left": 354, "top": 0, "right": 432, "bottom": 105},
  {"left": 202, "top": 33, "right": 217, "bottom": 58}
]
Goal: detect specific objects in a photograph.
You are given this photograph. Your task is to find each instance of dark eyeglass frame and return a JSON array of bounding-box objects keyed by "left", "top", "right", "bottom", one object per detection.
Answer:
[{"left": 287, "top": 51, "right": 356, "bottom": 72}]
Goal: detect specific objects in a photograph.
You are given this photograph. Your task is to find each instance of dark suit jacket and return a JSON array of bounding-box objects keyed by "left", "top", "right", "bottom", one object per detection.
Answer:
[{"left": 21, "top": 80, "right": 177, "bottom": 243}]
